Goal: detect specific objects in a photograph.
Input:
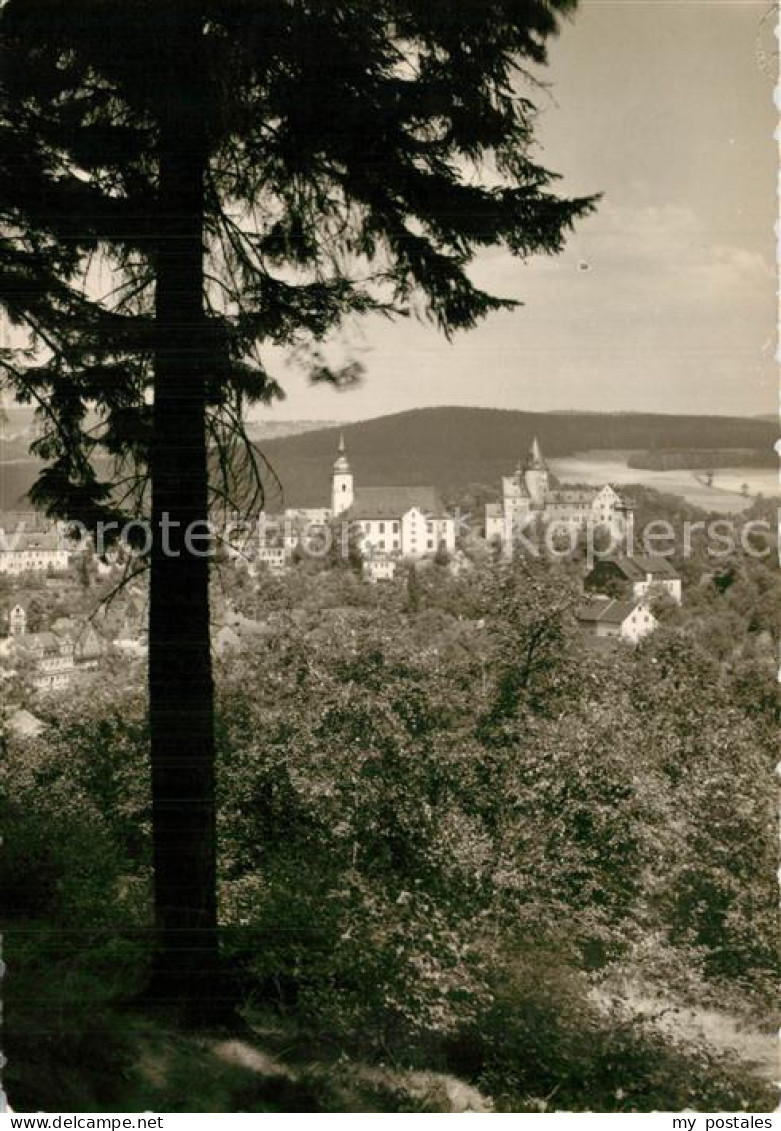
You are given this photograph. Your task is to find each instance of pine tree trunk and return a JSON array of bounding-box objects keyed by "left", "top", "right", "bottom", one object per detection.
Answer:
[{"left": 147, "top": 14, "right": 220, "bottom": 1021}]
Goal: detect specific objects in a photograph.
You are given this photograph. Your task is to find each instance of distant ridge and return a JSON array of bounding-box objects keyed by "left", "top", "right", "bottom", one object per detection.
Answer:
[
  {"left": 250, "top": 407, "right": 777, "bottom": 509},
  {"left": 245, "top": 419, "right": 342, "bottom": 441},
  {"left": 1, "top": 406, "right": 775, "bottom": 512}
]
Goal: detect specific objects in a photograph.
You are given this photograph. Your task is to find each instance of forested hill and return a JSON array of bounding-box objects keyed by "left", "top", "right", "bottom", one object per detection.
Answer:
[
  {"left": 252, "top": 407, "right": 777, "bottom": 509},
  {"left": 0, "top": 406, "right": 775, "bottom": 512}
]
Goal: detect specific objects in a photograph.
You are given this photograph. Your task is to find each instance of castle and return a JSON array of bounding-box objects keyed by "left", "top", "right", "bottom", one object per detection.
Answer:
[{"left": 485, "top": 437, "right": 632, "bottom": 556}]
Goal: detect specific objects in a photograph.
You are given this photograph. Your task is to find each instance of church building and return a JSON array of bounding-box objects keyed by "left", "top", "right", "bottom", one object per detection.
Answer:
[{"left": 280, "top": 434, "right": 456, "bottom": 572}]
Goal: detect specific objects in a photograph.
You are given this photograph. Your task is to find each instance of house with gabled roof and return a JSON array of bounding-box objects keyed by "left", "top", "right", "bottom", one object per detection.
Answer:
[
  {"left": 51, "top": 618, "right": 106, "bottom": 668},
  {"left": 0, "top": 601, "right": 79, "bottom": 691},
  {"left": 585, "top": 555, "right": 682, "bottom": 604},
  {"left": 15, "top": 631, "right": 76, "bottom": 691},
  {"left": 3, "top": 706, "right": 46, "bottom": 739},
  {"left": 575, "top": 596, "right": 658, "bottom": 644}
]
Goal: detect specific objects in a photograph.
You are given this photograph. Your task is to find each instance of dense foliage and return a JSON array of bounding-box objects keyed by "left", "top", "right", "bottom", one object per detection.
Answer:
[
  {"left": 1, "top": 0, "right": 601, "bottom": 1011},
  {"left": 1, "top": 405, "right": 775, "bottom": 513},
  {"left": 628, "top": 448, "right": 774, "bottom": 471},
  {"left": 3, "top": 545, "right": 777, "bottom": 1110}
]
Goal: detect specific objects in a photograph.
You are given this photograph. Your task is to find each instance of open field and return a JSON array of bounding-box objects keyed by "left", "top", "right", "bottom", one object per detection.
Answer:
[{"left": 550, "top": 452, "right": 779, "bottom": 513}]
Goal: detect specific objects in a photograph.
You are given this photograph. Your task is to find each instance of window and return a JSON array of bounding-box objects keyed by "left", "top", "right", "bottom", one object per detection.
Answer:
[
  {"left": 394, "top": 540, "right": 400, "bottom": 550},
  {"left": 392, "top": 522, "right": 399, "bottom": 533},
  {"left": 426, "top": 521, "right": 433, "bottom": 533},
  {"left": 427, "top": 539, "right": 433, "bottom": 550},
  {"left": 379, "top": 522, "right": 385, "bottom": 533}
]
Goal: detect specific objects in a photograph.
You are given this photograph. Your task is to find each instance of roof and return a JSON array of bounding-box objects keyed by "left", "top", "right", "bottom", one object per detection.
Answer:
[
  {"left": 631, "top": 554, "right": 679, "bottom": 578},
  {"left": 4, "top": 707, "right": 46, "bottom": 738},
  {"left": 576, "top": 597, "right": 647, "bottom": 625},
  {"left": 17, "top": 631, "right": 61, "bottom": 652},
  {"left": 73, "top": 625, "right": 104, "bottom": 656},
  {"left": 524, "top": 436, "right": 547, "bottom": 470},
  {"left": 592, "top": 555, "right": 679, "bottom": 580},
  {"left": 344, "top": 486, "right": 448, "bottom": 520},
  {"left": 51, "top": 617, "right": 77, "bottom": 636},
  {"left": 214, "top": 625, "right": 243, "bottom": 655},
  {"left": 547, "top": 489, "right": 596, "bottom": 505},
  {"left": 0, "top": 532, "right": 63, "bottom": 553}
]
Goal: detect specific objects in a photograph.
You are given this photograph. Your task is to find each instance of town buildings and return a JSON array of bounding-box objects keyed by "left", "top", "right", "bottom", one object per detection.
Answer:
[
  {"left": 0, "top": 529, "right": 70, "bottom": 575},
  {"left": 268, "top": 434, "right": 456, "bottom": 580},
  {"left": 0, "top": 606, "right": 77, "bottom": 691},
  {"left": 0, "top": 600, "right": 111, "bottom": 692},
  {"left": 485, "top": 437, "right": 632, "bottom": 557}
]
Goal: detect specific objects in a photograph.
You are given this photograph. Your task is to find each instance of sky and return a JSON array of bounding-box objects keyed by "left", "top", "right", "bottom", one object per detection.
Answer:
[{"left": 262, "top": 0, "right": 778, "bottom": 422}]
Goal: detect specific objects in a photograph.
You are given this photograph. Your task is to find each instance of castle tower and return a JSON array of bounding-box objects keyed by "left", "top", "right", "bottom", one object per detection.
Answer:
[
  {"left": 523, "top": 436, "right": 549, "bottom": 507},
  {"left": 331, "top": 432, "right": 354, "bottom": 516}
]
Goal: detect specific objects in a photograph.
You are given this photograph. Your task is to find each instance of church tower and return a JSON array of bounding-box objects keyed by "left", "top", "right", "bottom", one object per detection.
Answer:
[
  {"left": 9, "top": 604, "right": 27, "bottom": 637},
  {"left": 523, "top": 436, "right": 549, "bottom": 507},
  {"left": 331, "top": 432, "right": 354, "bottom": 516}
]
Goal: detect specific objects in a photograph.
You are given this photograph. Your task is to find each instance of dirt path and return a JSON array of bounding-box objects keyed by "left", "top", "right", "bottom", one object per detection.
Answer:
[{"left": 591, "top": 983, "right": 778, "bottom": 1083}]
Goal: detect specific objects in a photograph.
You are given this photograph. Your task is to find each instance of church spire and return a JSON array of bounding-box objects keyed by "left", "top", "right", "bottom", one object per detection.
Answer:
[{"left": 333, "top": 431, "right": 350, "bottom": 473}]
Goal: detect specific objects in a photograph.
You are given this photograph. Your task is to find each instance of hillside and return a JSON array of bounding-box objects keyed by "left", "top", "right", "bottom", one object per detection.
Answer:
[
  {"left": 245, "top": 419, "right": 342, "bottom": 441},
  {"left": 1, "top": 407, "right": 775, "bottom": 512},
  {"left": 250, "top": 408, "right": 777, "bottom": 509}
]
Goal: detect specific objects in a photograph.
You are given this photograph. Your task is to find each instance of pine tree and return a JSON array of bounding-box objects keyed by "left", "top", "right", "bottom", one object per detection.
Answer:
[{"left": 0, "top": 0, "right": 596, "bottom": 1020}]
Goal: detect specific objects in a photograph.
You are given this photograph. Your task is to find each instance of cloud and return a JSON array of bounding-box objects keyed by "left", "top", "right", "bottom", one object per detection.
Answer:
[{"left": 259, "top": 196, "right": 775, "bottom": 421}]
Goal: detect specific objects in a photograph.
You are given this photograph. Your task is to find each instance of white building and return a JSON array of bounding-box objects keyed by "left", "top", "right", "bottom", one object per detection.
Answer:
[
  {"left": 363, "top": 556, "right": 398, "bottom": 583},
  {"left": 575, "top": 597, "right": 658, "bottom": 644},
  {"left": 333, "top": 436, "right": 455, "bottom": 561},
  {"left": 31, "top": 637, "right": 76, "bottom": 692},
  {"left": 584, "top": 556, "right": 682, "bottom": 604},
  {"left": 8, "top": 604, "right": 27, "bottom": 637},
  {"left": 347, "top": 488, "right": 455, "bottom": 559},
  {"left": 0, "top": 531, "right": 70, "bottom": 575},
  {"left": 113, "top": 630, "right": 148, "bottom": 659},
  {"left": 486, "top": 437, "right": 632, "bottom": 557},
  {"left": 274, "top": 434, "right": 456, "bottom": 568},
  {"left": 255, "top": 545, "right": 288, "bottom": 576}
]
